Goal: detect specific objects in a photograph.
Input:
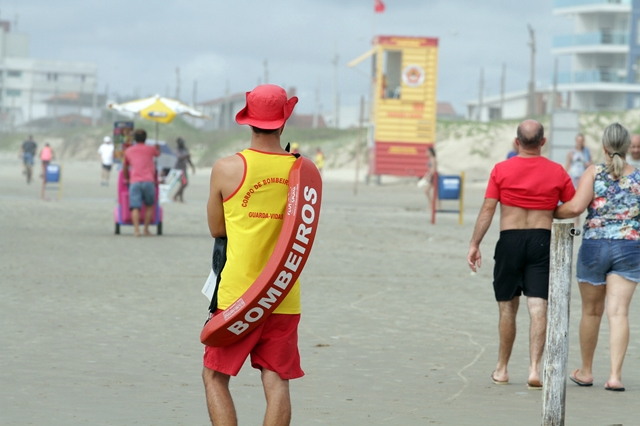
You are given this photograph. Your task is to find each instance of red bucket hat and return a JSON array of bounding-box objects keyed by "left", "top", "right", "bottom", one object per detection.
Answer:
[{"left": 235, "top": 84, "right": 298, "bottom": 130}]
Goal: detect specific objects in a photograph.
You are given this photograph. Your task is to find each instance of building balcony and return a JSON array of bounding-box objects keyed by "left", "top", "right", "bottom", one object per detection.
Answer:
[
  {"left": 554, "top": 0, "right": 631, "bottom": 14},
  {"left": 553, "top": 32, "right": 628, "bottom": 48},
  {"left": 557, "top": 69, "right": 628, "bottom": 84}
]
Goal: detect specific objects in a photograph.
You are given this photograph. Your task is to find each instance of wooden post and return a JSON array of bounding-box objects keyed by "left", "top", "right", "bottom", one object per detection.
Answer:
[
  {"left": 354, "top": 96, "right": 364, "bottom": 196},
  {"left": 430, "top": 172, "right": 438, "bottom": 224},
  {"left": 458, "top": 171, "right": 465, "bottom": 226},
  {"left": 542, "top": 222, "right": 577, "bottom": 426}
]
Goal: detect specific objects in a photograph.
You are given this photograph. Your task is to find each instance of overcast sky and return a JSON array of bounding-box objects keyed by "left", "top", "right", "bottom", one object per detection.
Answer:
[{"left": 9, "top": 0, "right": 568, "bottom": 117}]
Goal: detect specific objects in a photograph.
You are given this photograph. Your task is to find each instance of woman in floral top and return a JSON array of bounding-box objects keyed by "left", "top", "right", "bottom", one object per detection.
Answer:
[{"left": 555, "top": 122, "right": 640, "bottom": 392}]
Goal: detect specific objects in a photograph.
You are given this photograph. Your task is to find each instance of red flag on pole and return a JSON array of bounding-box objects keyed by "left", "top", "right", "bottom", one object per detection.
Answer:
[{"left": 374, "top": 0, "right": 385, "bottom": 13}]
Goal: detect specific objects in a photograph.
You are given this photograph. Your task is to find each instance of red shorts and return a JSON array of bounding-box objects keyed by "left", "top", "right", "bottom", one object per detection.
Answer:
[{"left": 203, "top": 312, "right": 304, "bottom": 380}]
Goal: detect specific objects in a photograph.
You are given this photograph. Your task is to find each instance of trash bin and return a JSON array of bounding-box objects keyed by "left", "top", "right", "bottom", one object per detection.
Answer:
[
  {"left": 437, "top": 175, "right": 461, "bottom": 200},
  {"left": 46, "top": 164, "right": 60, "bottom": 183}
]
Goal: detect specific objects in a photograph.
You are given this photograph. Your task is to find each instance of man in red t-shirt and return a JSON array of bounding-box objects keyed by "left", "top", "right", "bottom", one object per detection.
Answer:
[
  {"left": 467, "top": 119, "right": 575, "bottom": 390},
  {"left": 123, "top": 129, "right": 160, "bottom": 236}
]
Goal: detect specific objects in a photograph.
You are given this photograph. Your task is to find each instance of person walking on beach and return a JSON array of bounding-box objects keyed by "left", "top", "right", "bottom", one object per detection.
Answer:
[
  {"left": 203, "top": 84, "right": 302, "bottom": 426},
  {"left": 565, "top": 133, "right": 592, "bottom": 188},
  {"left": 314, "top": 147, "right": 325, "bottom": 176},
  {"left": 467, "top": 119, "right": 575, "bottom": 389},
  {"left": 97, "top": 136, "right": 114, "bottom": 186},
  {"left": 172, "top": 137, "right": 196, "bottom": 203},
  {"left": 627, "top": 134, "right": 640, "bottom": 169},
  {"left": 506, "top": 140, "right": 518, "bottom": 159},
  {"left": 122, "top": 129, "right": 160, "bottom": 237},
  {"left": 555, "top": 123, "right": 640, "bottom": 392},
  {"left": 424, "top": 147, "right": 438, "bottom": 208},
  {"left": 19, "top": 135, "right": 37, "bottom": 183},
  {"left": 39, "top": 143, "right": 54, "bottom": 179}
]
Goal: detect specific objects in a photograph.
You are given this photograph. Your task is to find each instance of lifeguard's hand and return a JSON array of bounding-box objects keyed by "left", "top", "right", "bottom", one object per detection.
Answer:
[{"left": 467, "top": 245, "right": 482, "bottom": 272}]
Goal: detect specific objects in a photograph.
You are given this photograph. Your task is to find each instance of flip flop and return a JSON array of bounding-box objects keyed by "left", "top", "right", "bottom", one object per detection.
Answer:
[
  {"left": 604, "top": 383, "right": 625, "bottom": 392},
  {"left": 569, "top": 369, "right": 593, "bottom": 387},
  {"left": 491, "top": 371, "right": 509, "bottom": 385},
  {"left": 527, "top": 379, "right": 543, "bottom": 390}
]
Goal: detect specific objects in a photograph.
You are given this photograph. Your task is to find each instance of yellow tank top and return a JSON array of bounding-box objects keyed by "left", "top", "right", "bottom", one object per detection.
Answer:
[{"left": 218, "top": 149, "right": 301, "bottom": 314}]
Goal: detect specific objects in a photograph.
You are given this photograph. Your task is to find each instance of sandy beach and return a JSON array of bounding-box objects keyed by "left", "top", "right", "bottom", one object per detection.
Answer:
[{"left": 1, "top": 154, "right": 639, "bottom": 425}]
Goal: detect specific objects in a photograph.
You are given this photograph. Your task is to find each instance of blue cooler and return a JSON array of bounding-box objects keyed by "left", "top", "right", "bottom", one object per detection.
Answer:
[
  {"left": 46, "top": 164, "right": 61, "bottom": 183},
  {"left": 438, "top": 175, "right": 461, "bottom": 200}
]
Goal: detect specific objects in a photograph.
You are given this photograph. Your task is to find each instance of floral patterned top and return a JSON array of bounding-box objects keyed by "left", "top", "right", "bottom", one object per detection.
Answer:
[{"left": 583, "top": 164, "right": 640, "bottom": 240}]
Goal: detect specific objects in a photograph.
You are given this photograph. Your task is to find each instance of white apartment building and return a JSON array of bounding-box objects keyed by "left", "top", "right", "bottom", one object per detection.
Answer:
[
  {"left": 552, "top": 0, "right": 640, "bottom": 111},
  {"left": 0, "top": 21, "right": 98, "bottom": 129}
]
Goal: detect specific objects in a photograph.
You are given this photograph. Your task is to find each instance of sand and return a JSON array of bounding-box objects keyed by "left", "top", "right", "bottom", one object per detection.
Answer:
[{"left": 1, "top": 154, "right": 639, "bottom": 425}]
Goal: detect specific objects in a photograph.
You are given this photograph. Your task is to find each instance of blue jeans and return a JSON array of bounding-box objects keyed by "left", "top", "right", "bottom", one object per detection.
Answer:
[
  {"left": 577, "top": 239, "right": 640, "bottom": 285},
  {"left": 129, "top": 181, "right": 155, "bottom": 210}
]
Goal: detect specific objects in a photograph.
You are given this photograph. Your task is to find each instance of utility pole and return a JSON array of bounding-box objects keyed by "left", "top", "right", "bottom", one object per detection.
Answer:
[
  {"left": 500, "top": 63, "right": 506, "bottom": 120},
  {"left": 477, "top": 67, "right": 484, "bottom": 122},
  {"left": 263, "top": 60, "right": 269, "bottom": 84},
  {"left": 312, "top": 77, "right": 320, "bottom": 129},
  {"left": 192, "top": 80, "right": 197, "bottom": 107},
  {"left": 332, "top": 50, "right": 339, "bottom": 128},
  {"left": 175, "top": 67, "right": 181, "bottom": 100},
  {"left": 552, "top": 57, "right": 559, "bottom": 112},
  {"left": 527, "top": 24, "right": 536, "bottom": 117}
]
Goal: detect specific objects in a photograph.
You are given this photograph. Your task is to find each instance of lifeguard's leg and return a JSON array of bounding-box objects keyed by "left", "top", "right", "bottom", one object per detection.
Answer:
[
  {"left": 202, "top": 367, "right": 237, "bottom": 426},
  {"left": 494, "top": 297, "right": 519, "bottom": 382},
  {"left": 575, "top": 281, "right": 605, "bottom": 384},
  {"left": 262, "top": 368, "right": 291, "bottom": 426},
  {"left": 605, "top": 274, "right": 637, "bottom": 388},
  {"left": 527, "top": 296, "right": 547, "bottom": 384}
]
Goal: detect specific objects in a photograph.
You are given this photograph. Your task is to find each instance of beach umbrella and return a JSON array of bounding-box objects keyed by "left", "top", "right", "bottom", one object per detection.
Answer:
[{"left": 108, "top": 94, "right": 209, "bottom": 141}]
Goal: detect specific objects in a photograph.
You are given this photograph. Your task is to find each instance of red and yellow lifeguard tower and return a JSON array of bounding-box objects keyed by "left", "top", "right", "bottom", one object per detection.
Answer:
[{"left": 349, "top": 35, "right": 438, "bottom": 179}]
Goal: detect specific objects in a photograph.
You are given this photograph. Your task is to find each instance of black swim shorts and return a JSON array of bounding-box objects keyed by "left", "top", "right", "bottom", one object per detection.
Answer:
[{"left": 492, "top": 229, "right": 551, "bottom": 301}]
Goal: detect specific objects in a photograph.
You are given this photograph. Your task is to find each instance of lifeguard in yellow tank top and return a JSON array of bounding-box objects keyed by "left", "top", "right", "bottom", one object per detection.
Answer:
[{"left": 217, "top": 148, "right": 301, "bottom": 314}]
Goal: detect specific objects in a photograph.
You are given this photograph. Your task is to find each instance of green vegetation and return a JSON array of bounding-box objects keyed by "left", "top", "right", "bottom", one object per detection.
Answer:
[{"left": 4, "top": 109, "right": 640, "bottom": 168}]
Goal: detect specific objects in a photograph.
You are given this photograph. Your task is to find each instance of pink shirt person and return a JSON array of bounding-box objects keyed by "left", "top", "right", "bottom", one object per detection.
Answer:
[
  {"left": 124, "top": 143, "right": 160, "bottom": 183},
  {"left": 40, "top": 145, "right": 53, "bottom": 161}
]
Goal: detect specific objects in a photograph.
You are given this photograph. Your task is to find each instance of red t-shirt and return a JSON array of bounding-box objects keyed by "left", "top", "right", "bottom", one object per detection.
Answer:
[
  {"left": 124, "top": 143, "right": 159, "bottom": 183},
  {"left": 485, "top": 156, "right": 575, "bottom": 210}
]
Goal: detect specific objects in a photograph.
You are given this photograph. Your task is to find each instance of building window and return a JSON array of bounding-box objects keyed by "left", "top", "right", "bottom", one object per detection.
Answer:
[
  {"left": 637, "top": 18, "right": 640, "bottom": 45},
  {"left": 6, "top": 89, "right": 21, "bottom": 97},
  {"left": 7, "top": 70, "right": 22, "bottom": 78},
  {"left": 47, "top": 73, "right": 58, "bottom": 81},
  {"left": 636, "top": 58, "right": 640, "bottom": 83},
  {"left": 382, "top": 50, "right": 402, "bottom": 99}
]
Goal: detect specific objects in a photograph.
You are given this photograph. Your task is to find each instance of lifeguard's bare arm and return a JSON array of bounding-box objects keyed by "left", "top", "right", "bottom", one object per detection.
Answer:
[
  {"left": 207, "top": 162, "right": 227, "bottom": 238},
  {"left": 207, "top": 155, "right": 244, "bottom": 238},
  {"left": 554, "top": 165, "right": 595, "bottom": 218},
  {"left": 467, "top": 198, "right": 498, "bottom": 272}
]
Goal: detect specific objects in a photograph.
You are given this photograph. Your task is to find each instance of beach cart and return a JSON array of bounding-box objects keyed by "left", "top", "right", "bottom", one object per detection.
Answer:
[{"left": 113, "top": 171, "right": 163, "bottom": 235}]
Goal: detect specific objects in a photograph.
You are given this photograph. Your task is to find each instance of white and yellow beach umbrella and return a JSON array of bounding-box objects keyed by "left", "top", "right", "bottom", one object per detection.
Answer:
[{"left": 108, "top": 94, "right": 209, "bottom": 140}]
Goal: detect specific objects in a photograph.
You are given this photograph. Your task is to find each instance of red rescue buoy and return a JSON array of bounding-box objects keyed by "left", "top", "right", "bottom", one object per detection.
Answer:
[{"left": 200, "top": 156, "right": 322, "bottom": 347}]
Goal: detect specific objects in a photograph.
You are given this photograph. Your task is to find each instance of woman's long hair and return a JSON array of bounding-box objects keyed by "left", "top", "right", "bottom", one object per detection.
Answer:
[{"left": 602, "top": 122, "right": 630, "bottom": 179}]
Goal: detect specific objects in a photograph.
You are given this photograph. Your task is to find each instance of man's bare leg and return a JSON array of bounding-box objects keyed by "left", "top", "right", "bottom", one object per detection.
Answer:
[
  {"left": 143, "top": 206, "right": 153, "bottom": 235},
  {"left": 261, "top": 369, "right": 291, "bottom": 426},
  {"left": 527, "top": 296, "right": 548, "bottom": 385},
  {"left": 575, "top": 281, "right": 606, "bottom": 384},
  {"left": 494, "top": 297, "right": 519, "bottom": 383},
  {"left": 203, "top": 367, "right": 237, "bottom": 426},
  {"left": 131, "top": 208, "right": 141, "bottom": 237}
]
